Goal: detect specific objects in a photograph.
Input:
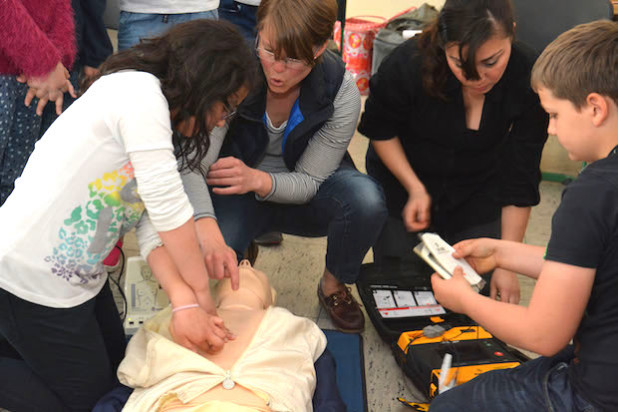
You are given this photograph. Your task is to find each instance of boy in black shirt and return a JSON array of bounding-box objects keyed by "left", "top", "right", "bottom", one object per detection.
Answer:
[{"left": 430, "top": 20, "right": 618, "bottom": 412}]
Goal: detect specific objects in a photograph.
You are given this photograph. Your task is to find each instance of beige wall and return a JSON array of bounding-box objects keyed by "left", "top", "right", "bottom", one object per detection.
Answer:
[{"left": 346, "top": 0, "right": 445, "bottom": 20}]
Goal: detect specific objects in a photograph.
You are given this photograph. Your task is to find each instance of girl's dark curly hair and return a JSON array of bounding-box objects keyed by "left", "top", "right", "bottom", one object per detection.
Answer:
[
  {"left": 417, "top": 0, "right": 514, "bottom": 100},
  {"left": 83, "top": 19, "right": 257, "bottom": 173}
]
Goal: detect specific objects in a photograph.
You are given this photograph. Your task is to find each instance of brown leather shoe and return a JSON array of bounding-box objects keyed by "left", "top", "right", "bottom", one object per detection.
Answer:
[{"left": 317, "top": 281, "right": 365, "bottom": 333}]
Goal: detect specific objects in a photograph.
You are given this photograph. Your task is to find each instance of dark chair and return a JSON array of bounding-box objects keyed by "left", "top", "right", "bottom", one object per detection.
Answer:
[
  {"left": 513, "top": 0, "right": 613, "bottom": 54},
  {"left": 103, "top": 0, "right": 120, "bottom": 30},
  {"left": 336, "top": 0, "right": 347, "bottom": 56},
  {"left": 512, "top": 0, "right": 613, "bottom": 182}
]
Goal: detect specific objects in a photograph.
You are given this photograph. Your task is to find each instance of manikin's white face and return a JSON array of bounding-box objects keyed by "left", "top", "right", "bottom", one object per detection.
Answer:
[{"left": 216, "top": 260, "right": 274, "bottom": 308}]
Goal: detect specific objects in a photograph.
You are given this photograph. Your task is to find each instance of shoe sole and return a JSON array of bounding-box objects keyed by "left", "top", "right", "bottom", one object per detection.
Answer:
[
  {"left": 253, "top": 240, "right": 283, "bottom": 246},
  {"left": 254, "top": 232, "right": 283, "bottom": 246}
]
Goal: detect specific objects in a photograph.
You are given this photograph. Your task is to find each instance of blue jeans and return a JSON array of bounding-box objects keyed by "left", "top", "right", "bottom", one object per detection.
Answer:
[
  {"left": 117, "top": 10, "right": 218, "bottom": 51},
  {"left": 38, "top": 69, "right": 80, "bottom": 138},
  {"left": 0, "top": 282, "right": 126, "bottom": 412},
  {"left": 218, "top": 0, "right": 258, "bottom": 42},
  {"left": 212, "top": 166, "right": 387, "bottom": 283},
  {"left": 429, "top": 346, "right": 596, "bottom": 412}
]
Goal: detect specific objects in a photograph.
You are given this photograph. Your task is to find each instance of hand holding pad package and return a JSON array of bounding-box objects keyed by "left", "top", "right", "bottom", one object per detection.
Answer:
[{"left": 414, "top": 232, "right": 486, "bottom": 293}]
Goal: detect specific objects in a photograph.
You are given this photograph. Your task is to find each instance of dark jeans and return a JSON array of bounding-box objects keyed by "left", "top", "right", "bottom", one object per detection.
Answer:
[
  {"left": 373, "top": 216, "right": 500, "bottom": 295},
  {"left": 212, "top": 166, "right": 387, "bottom": 283},
  {"left": 1, "top": 70, "right": 80, "bottom": 206},
  {"left": 218, "top": 0, "right": 258, "bottom": 42},
  {"left": 0, "top": 76, "right": 42, "bottom": 206},
  {"left": 429, "top": 346, "right": 595, "bottom": 412},
  {"left": 0, "top": 281, "right": 126, "bottom": 412},
  {"left": 372, "top": 215, "right": 501, "bottom": 265},
  {"left": 38, "top": 70, "right": 80, "bottom": 140}
]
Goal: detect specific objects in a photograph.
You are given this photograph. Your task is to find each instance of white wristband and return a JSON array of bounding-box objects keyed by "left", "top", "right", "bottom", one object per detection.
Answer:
[{"left": 172, "top": 303, "right": 200, "bottom": 313}]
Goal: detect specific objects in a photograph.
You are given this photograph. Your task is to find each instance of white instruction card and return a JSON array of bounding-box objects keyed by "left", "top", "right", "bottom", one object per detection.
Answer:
[
  {"left": 373, "top": 288, "right": 446, "bottom": 318},
  {"left": 414, "top": 291, "right": 438, "bottom": 306},
  {"left": 394, "top": 290, "right": 417, "bottom": 307},
  {"left": 373, "top": 289, "right": 396, "bottom": 309}
]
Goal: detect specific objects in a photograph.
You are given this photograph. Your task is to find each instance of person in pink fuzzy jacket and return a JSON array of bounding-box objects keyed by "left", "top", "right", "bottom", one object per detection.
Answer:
[{"left": 0, "top": 0, "right": 76, "bottom": 205}]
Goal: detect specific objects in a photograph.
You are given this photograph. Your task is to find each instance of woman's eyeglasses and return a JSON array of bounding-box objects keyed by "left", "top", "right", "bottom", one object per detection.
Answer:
[
  {"left": 222, "top": 103, "right": 237, "bottom": 122},
  {"left": 255, "top": 36, "right": 314, "bottom": 71}
]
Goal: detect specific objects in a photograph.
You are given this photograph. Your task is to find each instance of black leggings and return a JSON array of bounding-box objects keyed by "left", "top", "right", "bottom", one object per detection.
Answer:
[{"left": 0, "top": 281, "right": 126, "bottom": 412}]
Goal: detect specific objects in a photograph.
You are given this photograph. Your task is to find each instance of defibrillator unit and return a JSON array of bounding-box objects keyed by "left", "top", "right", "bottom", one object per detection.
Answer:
[
  {"left": 356, "top": 259, "right": 528, "bottom": 401},
  {"left": 393, "top": 325, "right": 528, "bottom": 399}
]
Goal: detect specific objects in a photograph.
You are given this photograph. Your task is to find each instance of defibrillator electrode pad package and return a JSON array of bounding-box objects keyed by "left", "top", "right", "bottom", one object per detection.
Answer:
[{"left": 414, "top": 232, "right": 486, "bottom": 292}]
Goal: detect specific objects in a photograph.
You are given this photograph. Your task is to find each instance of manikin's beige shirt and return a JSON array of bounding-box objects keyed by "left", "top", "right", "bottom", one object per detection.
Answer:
[{"left": 118, "top": 306, "right": 327, "bottom": 412}]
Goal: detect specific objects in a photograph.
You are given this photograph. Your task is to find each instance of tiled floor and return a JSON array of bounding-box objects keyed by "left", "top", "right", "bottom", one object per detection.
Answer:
[{"left": 112, "top": 129, "right": 566, "bottom": 411}]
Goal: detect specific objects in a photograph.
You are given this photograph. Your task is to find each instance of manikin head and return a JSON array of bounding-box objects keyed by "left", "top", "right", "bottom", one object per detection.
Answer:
[{"left": 215, "top": 260, "right": 275, "bottom": 310}]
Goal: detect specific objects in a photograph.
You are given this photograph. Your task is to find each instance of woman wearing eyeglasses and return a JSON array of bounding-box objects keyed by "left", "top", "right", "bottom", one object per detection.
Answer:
[{"left": 182, "top": 0, "right": 387, "bottom": 333}]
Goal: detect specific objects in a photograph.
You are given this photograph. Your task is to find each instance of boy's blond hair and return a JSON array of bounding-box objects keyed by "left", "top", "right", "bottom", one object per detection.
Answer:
[{"left": 531, "top": 20, "right": 618, "bottom": 109}]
